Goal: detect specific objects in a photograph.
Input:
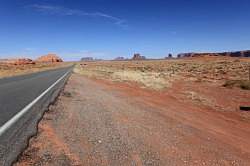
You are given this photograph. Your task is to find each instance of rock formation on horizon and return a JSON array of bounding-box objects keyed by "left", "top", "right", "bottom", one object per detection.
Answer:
[
  {"left": 114, "top": 57, "right": 125, "bottom": 61},
  {"left": 1, "top": 58, "right": 35, "bottom": 65},
  {"left": 37, "top": 54, "right": 63, "bottom": 63},
  {"left": 132, "top": 53, "right": 146, "bottom": 60},
  {"left": 165, "top": 54, "right": 173, "bottom": 59},
  {"left": 177, "top": 50, "right": 250, "bottom": 58},
  {"left": 81, "top": 57, "right": 94, "bottom": 61}
]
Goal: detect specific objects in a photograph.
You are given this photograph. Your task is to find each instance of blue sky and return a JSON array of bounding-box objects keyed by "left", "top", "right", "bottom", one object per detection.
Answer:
[{"left": 0, "top": 0, "right": 250, "bottom": 61}]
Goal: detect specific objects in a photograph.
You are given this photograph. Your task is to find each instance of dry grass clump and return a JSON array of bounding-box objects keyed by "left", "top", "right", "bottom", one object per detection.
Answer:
[
  {"left": 184, "top": 91, "right": 216, "bottom": 108},
  {"left": 111, "top": 71, "right": 168, "bottom": 90},
  {"left": 74, "top": 64, "right": 169, "bottom": 90}
]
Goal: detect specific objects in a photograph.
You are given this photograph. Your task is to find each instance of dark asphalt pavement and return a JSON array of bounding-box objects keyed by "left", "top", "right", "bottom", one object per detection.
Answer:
[{"left": 0, "top": 67, "right": 72, "bottom": 126}]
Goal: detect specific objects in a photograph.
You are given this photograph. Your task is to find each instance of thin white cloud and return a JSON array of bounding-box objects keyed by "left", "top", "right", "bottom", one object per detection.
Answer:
[
  {"left": 24, "top": 47, "right": 36, "bottom": 52},
  {"left": 29, "top": 4, "right": 127, "bottom": 27}
]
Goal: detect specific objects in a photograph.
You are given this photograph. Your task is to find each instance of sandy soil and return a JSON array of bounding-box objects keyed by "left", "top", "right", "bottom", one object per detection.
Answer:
[
  {"left": 0, "top": 62, "right": 73, "bottom": 78},
  {"left": 15, "top": 73, "right": 250, "bottom": 166}
]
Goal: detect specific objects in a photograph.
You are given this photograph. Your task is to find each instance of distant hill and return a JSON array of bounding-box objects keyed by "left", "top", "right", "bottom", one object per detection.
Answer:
[
  {"left": 81, "top": 57, "right": 94, "bottom": 61},
  {"left": 177, "top": 50, "right": 250, "bottom": 58}
]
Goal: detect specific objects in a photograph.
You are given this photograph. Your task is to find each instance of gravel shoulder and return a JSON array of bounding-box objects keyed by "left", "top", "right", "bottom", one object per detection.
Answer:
[{"left": 15, "top": 73, "right": 250, "bottom": 166}]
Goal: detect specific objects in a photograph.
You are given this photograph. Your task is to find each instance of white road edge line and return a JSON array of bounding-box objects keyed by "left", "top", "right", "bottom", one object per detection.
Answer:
[{"left": 0, "top": 70, "right": 71, "bottom": 136}]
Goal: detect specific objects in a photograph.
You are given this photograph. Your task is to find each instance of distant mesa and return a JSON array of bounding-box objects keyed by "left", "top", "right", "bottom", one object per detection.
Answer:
[
  {"left": 81, "top": 57, "right": 103, "bottom": 61},
  {"left": 132, "top": 53, "right": 146, "bottom": 60},
  {"left": 36, "top": 54, "right": 63, "bottom": 63},
  {"left": 81, "top": 57, "right": 94, "bottom": 61},
  {"left": 1, "top": 58, "right": 35, "bottom": 65},
  {"left": 114, "top": 57, "right": 125, "bottom": 61},
  {"left": 177, "top": 50, "right": 250, "bottom": 58},
  {"left": 13, "top": 58, "right": 35, "bottom": 65}
]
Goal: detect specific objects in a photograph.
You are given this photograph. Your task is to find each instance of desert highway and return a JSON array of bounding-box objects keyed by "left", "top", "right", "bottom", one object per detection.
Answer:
[{"left": 0, "top": 67, "right": 72, "bottom": 127}]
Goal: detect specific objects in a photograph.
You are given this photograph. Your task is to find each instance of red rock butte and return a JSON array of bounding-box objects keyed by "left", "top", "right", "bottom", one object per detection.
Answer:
[{"left": 36, "top": 54, "right": 63, "bottom": 63}]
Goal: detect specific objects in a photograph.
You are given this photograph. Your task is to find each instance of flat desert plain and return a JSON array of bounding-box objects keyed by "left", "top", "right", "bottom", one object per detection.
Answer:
[{"left": 16, "top": 57, "right": 250, "bottom": 166}]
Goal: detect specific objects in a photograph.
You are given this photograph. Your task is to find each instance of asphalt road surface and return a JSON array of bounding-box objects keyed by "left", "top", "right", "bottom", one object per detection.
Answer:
[{"left": 0, "top": 67, "right": 71, "bottom": 127}]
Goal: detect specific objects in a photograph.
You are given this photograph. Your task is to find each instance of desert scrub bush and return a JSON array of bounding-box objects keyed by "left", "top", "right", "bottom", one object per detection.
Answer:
[
  {"left": 223, "top": 80, "right": 250, "bottom": 90},
  {"left": 240, "top": 81, "right": 250, "bottom": 90}
]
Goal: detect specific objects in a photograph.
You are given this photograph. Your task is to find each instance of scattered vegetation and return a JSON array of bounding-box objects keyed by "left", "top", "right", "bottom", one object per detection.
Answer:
[{"left": 74, "top": 58, "right": 250, "bottom": 90}]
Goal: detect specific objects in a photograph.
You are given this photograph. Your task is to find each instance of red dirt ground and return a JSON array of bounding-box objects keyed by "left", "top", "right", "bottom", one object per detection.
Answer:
[{"left": 15, "top": 73, "right": 250, "bottom": 165}]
